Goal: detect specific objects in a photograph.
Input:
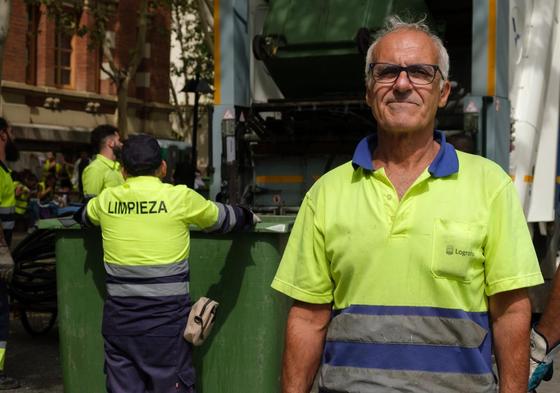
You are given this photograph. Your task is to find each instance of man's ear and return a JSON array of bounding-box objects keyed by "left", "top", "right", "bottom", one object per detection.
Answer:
[
  {"left": 438, "top": 80, "right": 451, "bottom": 108},
  {"left": 158, "top": 160, "right": 167, "bottom": 179}
]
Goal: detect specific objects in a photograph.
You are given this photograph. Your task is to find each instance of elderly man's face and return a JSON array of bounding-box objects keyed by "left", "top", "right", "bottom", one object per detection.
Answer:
[{"left": 366, "top": 29, "right": 450, "bottom": 135}]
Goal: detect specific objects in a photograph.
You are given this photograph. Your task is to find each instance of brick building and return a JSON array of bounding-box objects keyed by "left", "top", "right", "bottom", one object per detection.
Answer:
[{"left": 2, "top": 0, "right": 174, "bottom": 153}]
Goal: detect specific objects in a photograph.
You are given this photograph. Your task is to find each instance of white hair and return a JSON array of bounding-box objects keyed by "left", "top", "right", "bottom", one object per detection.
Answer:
[{"left": 364, "top": 15, "right": 449, "bottom": 89}]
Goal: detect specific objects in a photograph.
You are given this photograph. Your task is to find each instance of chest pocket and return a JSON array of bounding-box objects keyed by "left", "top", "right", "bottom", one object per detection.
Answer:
[{"left": 431, "top": 219, "right": 485, "bottom": 283}]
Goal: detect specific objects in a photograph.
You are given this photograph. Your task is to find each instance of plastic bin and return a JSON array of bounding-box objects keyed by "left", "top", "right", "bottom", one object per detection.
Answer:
[{"left": 39, "top": 216, "right": 294, "bottom": 393}]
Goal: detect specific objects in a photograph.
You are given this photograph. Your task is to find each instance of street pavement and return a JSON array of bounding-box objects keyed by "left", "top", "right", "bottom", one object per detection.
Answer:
[
  {"left": 3, "top": 312, "right": 560, "bottom": 393},
  {"left": 4, "top": 314, "right": 62, "bottom": 393}
]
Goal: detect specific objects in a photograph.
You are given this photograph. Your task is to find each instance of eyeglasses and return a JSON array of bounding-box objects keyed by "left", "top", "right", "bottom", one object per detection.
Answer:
[{"left": 369, "top": 63, "right": 445, "bottom": 85}]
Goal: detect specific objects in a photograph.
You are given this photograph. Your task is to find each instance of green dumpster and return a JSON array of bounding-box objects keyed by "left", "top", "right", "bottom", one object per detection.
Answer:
[{"left": 40, "top": 215, "right": 294, "bottom": 393}]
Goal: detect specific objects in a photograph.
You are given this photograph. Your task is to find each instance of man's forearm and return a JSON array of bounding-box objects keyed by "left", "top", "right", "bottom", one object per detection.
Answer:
[
  {"left": 282, "top": 302, "right": 331, "bottom": 393},
  {"left": 537, "top": 267, "right": 560, "bottom": 346},
  {"left": 490, "top": 289, "right": 532, "bottom": 393}
]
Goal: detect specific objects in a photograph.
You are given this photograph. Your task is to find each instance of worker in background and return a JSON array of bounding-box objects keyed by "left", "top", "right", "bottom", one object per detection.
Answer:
[
  {"left": 82, "top": 125, "right": 124, "bottom": 199},
  {"left": 0, "top": 118, "right": 19, "bottom": 389},
  {"left": 71, "top": 151, "right": 90, "bottom": 196},
  {"left": 41, "top": 152, "right": 62, "bottom": 181},
  {"left": 529, "top": 266, "right": 560, "bottom": 391},
  {"left": 271, "top": 16, "right": 543, "bottom": 393},
  {"left": 77, "top": 134, "right": 259, "bottom": 392}
]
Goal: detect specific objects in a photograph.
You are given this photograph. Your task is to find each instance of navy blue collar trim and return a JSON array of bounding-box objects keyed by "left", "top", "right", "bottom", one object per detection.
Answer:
[{"left": 351, "top": 131, "right": 459, "bottom": 178}]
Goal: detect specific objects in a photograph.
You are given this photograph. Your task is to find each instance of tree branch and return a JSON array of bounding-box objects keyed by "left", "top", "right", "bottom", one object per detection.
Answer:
[{"left": 196, "top": 0, "right": 214, "bottom": 54}]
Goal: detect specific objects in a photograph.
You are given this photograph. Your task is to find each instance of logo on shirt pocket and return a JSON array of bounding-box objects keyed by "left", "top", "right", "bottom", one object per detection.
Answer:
[{"left": 432, "top": 219, "right": 485, "bottom": 283}]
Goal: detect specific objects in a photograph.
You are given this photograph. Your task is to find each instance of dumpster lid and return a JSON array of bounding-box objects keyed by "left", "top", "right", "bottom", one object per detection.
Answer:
[{"left": 37, "top": 215, "right": 295, "bottom": 233}]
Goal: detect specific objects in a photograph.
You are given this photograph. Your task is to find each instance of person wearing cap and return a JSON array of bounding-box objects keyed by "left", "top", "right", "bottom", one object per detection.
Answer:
[
  {"left": 82, "top": 124, "right": 124, "bottom": 199},
  {"left": 77, "top": 134, "right": 259, "bottom": 393}
]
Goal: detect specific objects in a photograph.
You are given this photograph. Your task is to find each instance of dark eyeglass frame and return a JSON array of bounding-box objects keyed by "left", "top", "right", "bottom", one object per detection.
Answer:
[{"left": 368, "top": 63, "right": 445, "bottom": 85}]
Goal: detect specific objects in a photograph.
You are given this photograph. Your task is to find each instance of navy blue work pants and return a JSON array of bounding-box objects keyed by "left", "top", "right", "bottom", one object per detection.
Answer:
[
  {"left": 104, "top": 333, "right": 196, "bottom": 393},
  {"left": 0, "top": 229, "right": 11, "bottom": 370}
]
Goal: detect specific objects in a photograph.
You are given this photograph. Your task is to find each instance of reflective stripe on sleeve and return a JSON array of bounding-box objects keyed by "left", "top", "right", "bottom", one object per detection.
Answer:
[
  {"left": 106, "top": 282, "right": 189, "bottom": 297},
  {"left": 204, "top": 202, "right": 238, "bottom": 233},
  {"left": 226, "top": 204, "right": 237, "bottom": 230},
  {"left": 204, "top": 202, "right": 227, "bottom": 232},
  {"left": 104, "top": 259, "right": 189, "bottom": 278}
]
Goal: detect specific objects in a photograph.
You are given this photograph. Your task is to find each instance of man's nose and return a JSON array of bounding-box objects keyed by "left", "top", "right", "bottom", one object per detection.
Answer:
[{"left": 393, "top": 70, "right": 413, "bottom": 91}]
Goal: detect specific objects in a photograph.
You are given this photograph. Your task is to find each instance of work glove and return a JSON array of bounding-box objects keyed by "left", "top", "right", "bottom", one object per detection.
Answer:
[
  {"left": 0, "top": 246, "right": 14, "bottom": 283},
  {"left": 529, "top": 327, "right": 560, "bottom": 391}
]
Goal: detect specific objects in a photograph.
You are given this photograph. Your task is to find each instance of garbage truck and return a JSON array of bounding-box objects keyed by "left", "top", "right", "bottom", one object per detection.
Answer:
[{"left": 211, "top": 0, "right": 560, "bottom": 313}]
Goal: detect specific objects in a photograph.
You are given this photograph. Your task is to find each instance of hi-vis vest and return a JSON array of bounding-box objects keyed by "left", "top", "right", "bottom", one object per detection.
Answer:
[
  {"left": 0, "top": 162, "right": 15, "bottom": 233},
  {"left": 272, "top": 132, "right": 544, "bottom": 393},
  {"left": 14, "top": 181, "right": 30, "bottom": 215},
  {"left": 86, "top": 176, "right": 240, "bottom": 336},
  {"left": 82, "top": 154, "right": 124, "bottom": 198}
]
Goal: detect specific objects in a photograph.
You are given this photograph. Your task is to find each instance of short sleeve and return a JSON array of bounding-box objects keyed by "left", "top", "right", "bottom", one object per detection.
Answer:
[
  {"left": 82, "top": 165, "right": 103, "bottom": 196},
  {"left": 484, "top": 181, "right": 544, "bottom": 296},
  {"left": 86, "top": 196, "right": 101, "bottom": 226},
  {"left": 184, "top": 188, "right": 219, "bottom": 229},
  {"left": 271, "top": 192, "right": 333, "bottom": 304}
]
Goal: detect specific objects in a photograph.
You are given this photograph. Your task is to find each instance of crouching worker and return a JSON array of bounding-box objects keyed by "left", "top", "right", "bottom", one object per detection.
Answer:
[{"left": 76, "top": 134, "right": 259, "bottom": 393}]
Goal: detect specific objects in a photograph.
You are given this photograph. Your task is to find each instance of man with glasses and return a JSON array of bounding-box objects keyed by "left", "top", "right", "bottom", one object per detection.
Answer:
[{"left": 272, "top": 16, "right": 543, "bottom": 393}]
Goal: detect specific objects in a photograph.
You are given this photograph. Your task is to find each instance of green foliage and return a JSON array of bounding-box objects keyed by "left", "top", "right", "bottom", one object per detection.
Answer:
[
  {"left": 170, "top": 0, "right": 213, "bottom": 91},
  {"left": 24, "top": 0, "right": 116, "bottom": 48}
]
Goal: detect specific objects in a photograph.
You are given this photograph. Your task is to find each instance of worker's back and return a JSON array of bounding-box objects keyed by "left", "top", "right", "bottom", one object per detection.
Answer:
[{"left": 87, "top": 175, "right": 219, "bottom": 336}]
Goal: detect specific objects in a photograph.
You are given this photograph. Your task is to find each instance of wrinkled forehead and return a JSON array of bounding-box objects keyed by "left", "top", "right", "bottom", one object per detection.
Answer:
[{"left": 373, "top": 29, "right": 439, "bottom": 65}]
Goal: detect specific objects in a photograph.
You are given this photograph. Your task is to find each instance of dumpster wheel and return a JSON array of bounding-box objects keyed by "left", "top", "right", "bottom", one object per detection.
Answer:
[{"left": 20, "top": 309, "right": 57, "bottom": 336}]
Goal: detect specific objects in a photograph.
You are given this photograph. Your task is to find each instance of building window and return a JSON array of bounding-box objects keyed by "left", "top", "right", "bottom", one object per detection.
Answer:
[
  {"left": 54, "top": 27, "right": 73, "bottom": 87},
  {"left": 26, "top": 5, "right": 40, "bottom": 85}
]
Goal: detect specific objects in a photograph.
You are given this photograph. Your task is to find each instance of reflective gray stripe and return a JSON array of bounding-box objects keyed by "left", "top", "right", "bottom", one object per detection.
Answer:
[
  {"left": 327, "top": 313, "right": 487, "bottom": 348},
  {"left": 226, "top": 204, "right": 236, "bottom": 230},
  {"left": 0, "top": 341, "right": 6, "bottom": 349},
  {"left": 107, "top": 282, "right": 189, "bottom": 297},
  {"left": 1, "top": 221, "right": 14, "bottom": 230},
  {"left": 84, "top": 194, "right": 96, "bottom": 199},
  {"left": 205, "top": 202, "right": 227, "bottom": 232},
  {"left": 105, "top": 259, "right": 189, "bottom": 278},
  {"left": 319, "top": 365, "right": 496, "bottom": 393},
  {"left": 0, "top": 207, "right": 15, "bottom": 214}
]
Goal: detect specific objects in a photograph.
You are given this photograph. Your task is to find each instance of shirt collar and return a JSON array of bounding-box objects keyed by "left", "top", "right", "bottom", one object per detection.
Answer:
[
  {"left": 125, "top": 176, "right": 162, "bottom": 184},
  {"left": 96, "top": 154, "right": 120, "bottom": 170},
  {"left": 351, "top": 130, "right": 459, "bottom": 178}
]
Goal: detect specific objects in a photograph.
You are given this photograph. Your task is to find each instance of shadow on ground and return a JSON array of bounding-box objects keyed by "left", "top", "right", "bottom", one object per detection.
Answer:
[{"left": 4, "top": 313, "right": 62, "bottom": 393}]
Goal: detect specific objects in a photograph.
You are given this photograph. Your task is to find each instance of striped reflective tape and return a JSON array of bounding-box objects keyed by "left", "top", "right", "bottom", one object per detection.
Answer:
[
  {"left": 107, "top": 282, "right": 189, "bottom": 297},
  {"left": 1, "top": 221, "right": 14, "bottom": 230},
  {"left": 318, "top": 364, "right": 496, "bottom": 393},
  {"left": 205, "top": 202, "right": 227, "bottom": 232},
  {"left": 105, "top": 259, "right": 189, "bottom": 278},
  {"left": 326, "top": 313, "right": 487, "bottom": 348}
]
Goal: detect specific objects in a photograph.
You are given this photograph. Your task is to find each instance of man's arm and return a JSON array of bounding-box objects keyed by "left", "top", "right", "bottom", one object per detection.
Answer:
[
  {"left": 490, "top": 288, "right": 532, "bottom": 393},
  {"left": 528, "top": 266, "right": 560, "bottom": 390},
  {"left": 536, "top": 267, "right": 560, "bottom": 346},
  {"left": 282, "top": 301, "right": 331, "bottom": 393}
]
